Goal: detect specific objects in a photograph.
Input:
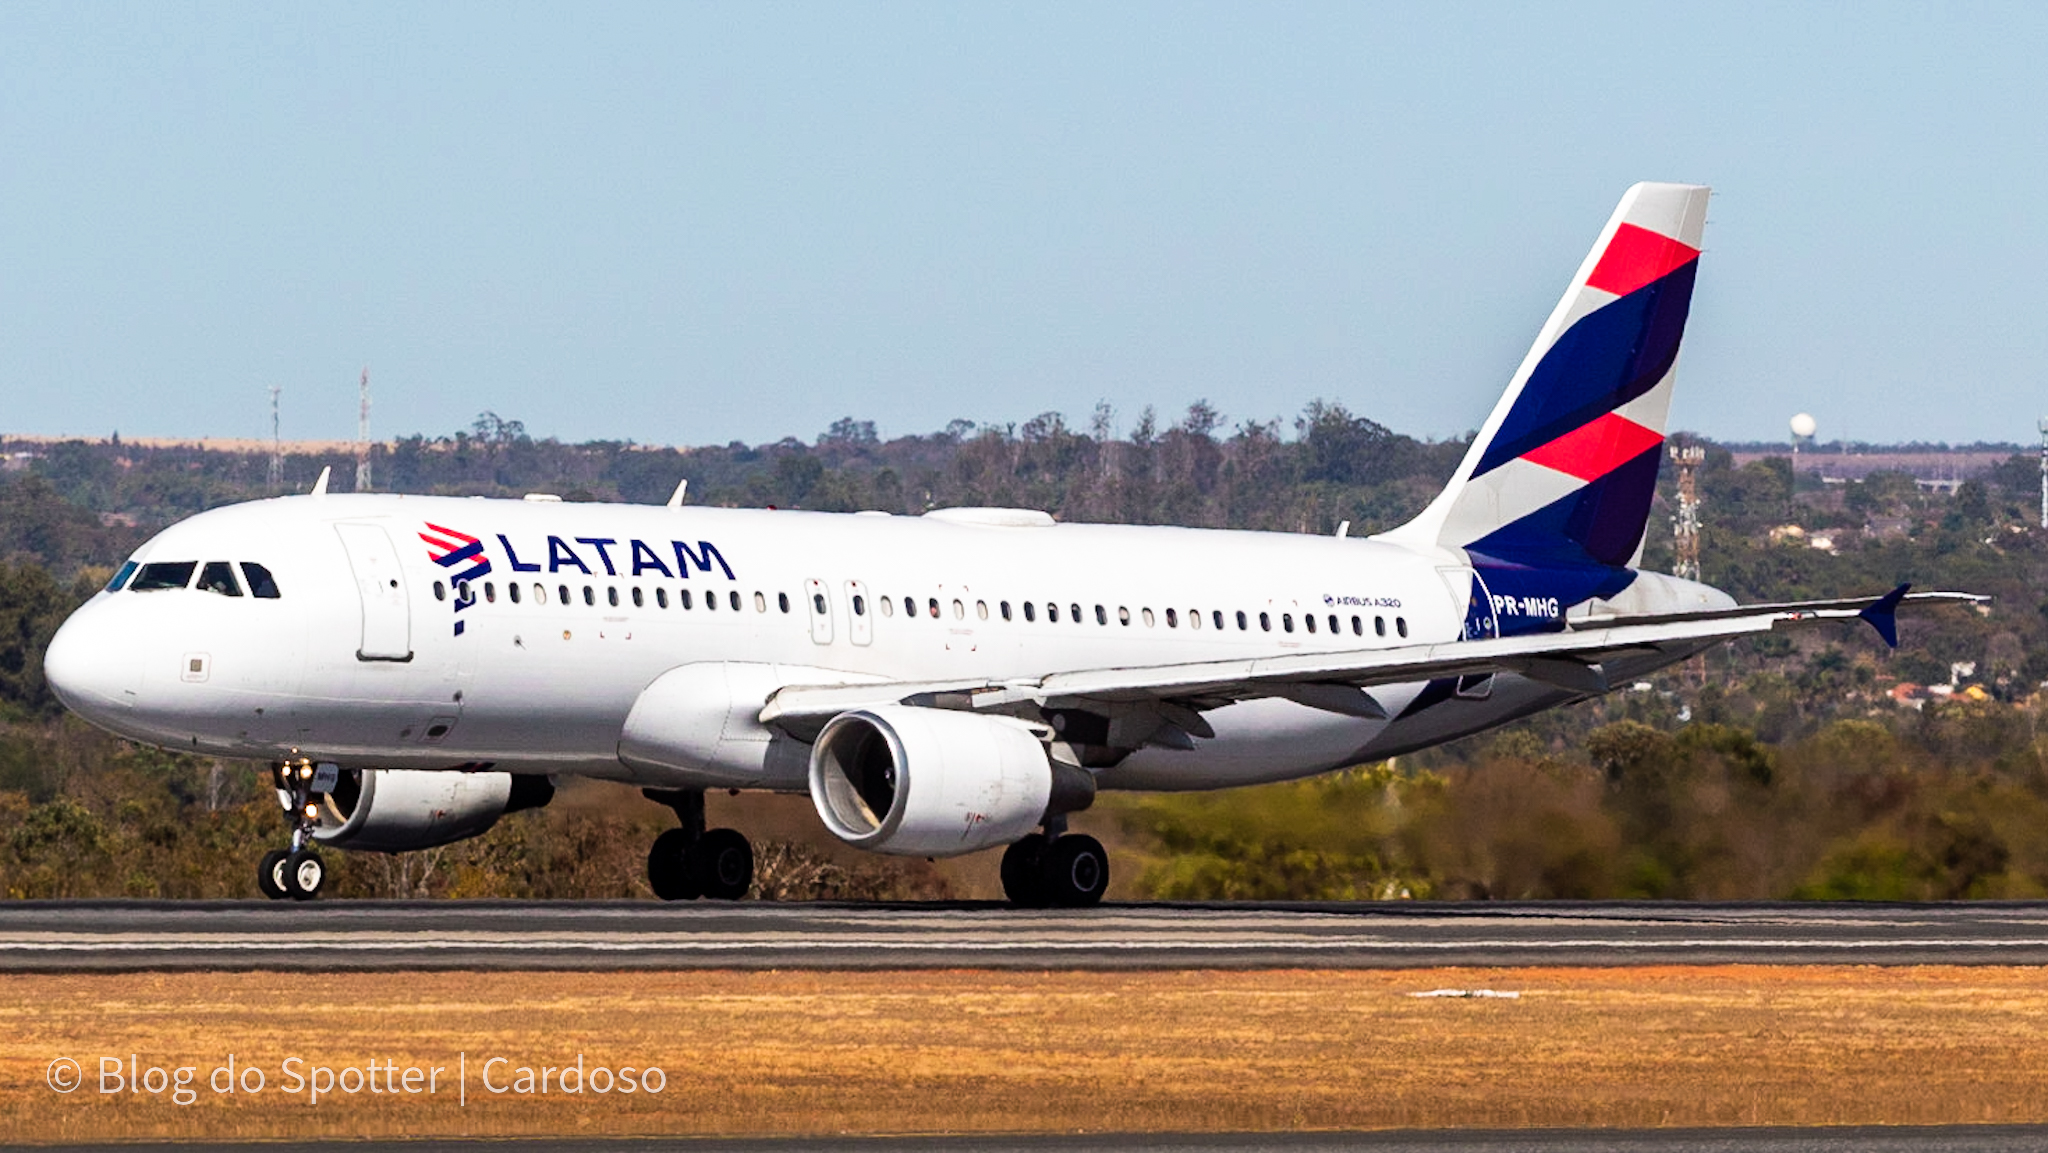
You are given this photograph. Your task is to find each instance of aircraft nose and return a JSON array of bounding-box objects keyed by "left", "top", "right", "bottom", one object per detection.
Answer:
[{"left": 42, "top": 607, "right": 135, "bottom": 717}]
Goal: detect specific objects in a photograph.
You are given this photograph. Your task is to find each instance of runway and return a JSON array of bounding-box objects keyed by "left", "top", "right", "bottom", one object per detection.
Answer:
[
  {"left": 6, "top": 899, "right": 2048, "bottom": 970},
  {"left": 6, "top": 1128, "right": 2042, "bottom": 1152}
]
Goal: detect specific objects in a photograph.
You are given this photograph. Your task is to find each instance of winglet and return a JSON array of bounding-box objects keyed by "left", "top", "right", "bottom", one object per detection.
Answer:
[
  {"left": 311, "top": 466, "right": 331, "bottom": 498},
  {"left": 1859, "top": 583, "right": 1910, "bottom": 648},
  {"left": 666, "top": 479, "right": 688, "bottom": 509}
]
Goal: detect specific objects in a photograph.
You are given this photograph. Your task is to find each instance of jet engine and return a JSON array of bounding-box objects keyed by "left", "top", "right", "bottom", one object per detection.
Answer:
[
  {"left": 312, "top": 769, "right": 554, "bottom": 853},
  {"left": 808, "top": 706, "right": 1092, "bottom": 857}
]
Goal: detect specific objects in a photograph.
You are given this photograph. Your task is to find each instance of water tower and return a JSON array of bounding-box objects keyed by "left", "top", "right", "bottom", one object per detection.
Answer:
[{"left": 1790, "top": 412, "right": 1816, "bottom": 468}]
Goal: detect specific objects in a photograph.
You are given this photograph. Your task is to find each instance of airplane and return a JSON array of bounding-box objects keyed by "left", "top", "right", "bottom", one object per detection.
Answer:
[{"left": 41, "top": 182, "right": 1978, "bottom": 907}]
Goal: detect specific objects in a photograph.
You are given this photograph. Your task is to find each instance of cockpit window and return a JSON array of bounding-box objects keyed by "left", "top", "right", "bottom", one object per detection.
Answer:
[
  {"left": 130, "top": 561, "right": 197, "bottom": 592},
  {"left": 240, "top": 563, "right": 281, "bottom": 599},
  {"left": 107, "top": 561, "right": 139, "bottom": 592},
  {"left": 198, "top": 561, "right": 244, "bottom": 597}
]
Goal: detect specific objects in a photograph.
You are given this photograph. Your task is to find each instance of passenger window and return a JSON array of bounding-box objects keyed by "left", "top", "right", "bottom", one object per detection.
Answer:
[
  {"left": 1351, "top": 615, "right": 1362, "bottom": 636},
  {"left": 928, "top": 598, "right": 940, "bottom": 619},
  {"left": 1094, "top": 605, "right": 1107, "bottom": 626},
  {"left": 1070, "top": 603, "right": 1082, "bottom": 625},
  {"left": 729, "top": 591, "right": 741, "bottom": 611},
  {"left": 1117, "top": 606, "right": 1131, "bottom": 626},
  {"left": 603, "top": 587, "right": 615, "bottom": 607},
  {"left": 1024, "top": 602, "right": 1037, "bottom": 622},
  {"left": 458, "top": 581, "right": 472, "bottom": 602},
  {"left": 558, "top": 585, "right": 570, "bottom": 605},
  {"left": 131, "top": 561, "right": 197, "bottom": 592},
  {"left": 779, "top": 592, "right": 791, "bottom": 613},
  {"left": 1235, "top": 610, "right": 1247, "bottom": 631},
  {"left": 681, "top": 589, "right": 694, "bottom": 609},
  {"left": 952, "top": 599, "right": 965, "bottom": 620},
  {"left": 1397, "top": 617, "right": 1409, "bottom": 638},
  {"left": 903, "top": 597, "right": 916, "bottom": 618},
  {"left": 632, "top": 587, "right": 644, "bottom": 608},
  {"left": 976, "top": 600, "right": 988, "bottom": 621},
  {"left": 880, "top": 596, "right": 894, "bottom": 618},
  {"left": 1048, "top": 603, "right": 1060, "bottom": 623},
  {"left": 853, "top": 594, "right": 866, "bottom": 616},
  {"left": 484, "top": 582, "right": 497, "bottom": 603},
  {"left": 509, "top": 582, "right": 522, "bottom": 605},
  {"left": 1165, "top": 608, "right": 1177, "bottom": 628},
  {"left": 656, "top": 588, "right": 667, "bottom": 609},
  {"left": 1304, "top": 613, "right": 1314, "bottom": 634},
  {"left": 198, "top": 561, "right": 243, "bottom": 597},
  {"left": 1213, "top": 610, "right": 1225, "bottom": 631},
  {"left": 583, "top": 586, "right": 595, "bottom": 606},
  {"left": 241, "top": 562, "right": 281, "bottom": 599},
  {"left": 1328, "top": 614, "right": 1339, "bottom": 634},
  {"left": 1260, "top": 612, "right": 1272, "bottom": 632},
  {"left": 811, "top": 593, "right": 824, "bottom": 614},
  {"left": 756, "top": 592, "right": 768, "bottom": 612},
  {"left": 434, "top": 581, "right": 446, "bottom": 602},
  {"left": 1189, "top": 609, "right": 1201, "bottom": 631},
  {"left": 705, "top": 589, "right": 717, "bottom": 611},
  {"left": 535, "top": 583, "right": 548, "bottom": 605},
  {"left": 1001, "top": 601, "right": 1012, "bottom": 621},
  {"left": 107, "top": 561, "right": 139, "bottom": 592},
  {"left": 1375, "top": 615, "right": 1386, "bottom": 637},
  {"left": 1282, "top": 613, "right": 1293, "bottom": 633}
]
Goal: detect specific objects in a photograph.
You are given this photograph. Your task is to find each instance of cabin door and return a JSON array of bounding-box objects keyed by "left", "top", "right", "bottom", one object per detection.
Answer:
[{"left": 336, "top": 523, "right": 414, "bottom": 661}]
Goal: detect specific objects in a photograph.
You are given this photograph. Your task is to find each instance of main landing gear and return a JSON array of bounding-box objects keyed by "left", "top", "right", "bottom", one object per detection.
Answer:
[
  {"left": 643, "top": 789, "right": 755, "bottom": 901},
  {"left": 999, "top": 817, "right": 1109, "bottom": 908},
  {"left": 259, "top": 758, "right": 328, "bottom": 901}
]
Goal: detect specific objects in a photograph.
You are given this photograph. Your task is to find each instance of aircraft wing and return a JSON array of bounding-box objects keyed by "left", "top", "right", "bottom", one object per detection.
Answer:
[{"left": 758, "top": 587, "right": 1983, "bottom": 739}]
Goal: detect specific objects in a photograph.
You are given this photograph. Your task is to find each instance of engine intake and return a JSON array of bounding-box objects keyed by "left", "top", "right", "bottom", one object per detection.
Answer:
[
  {"left": 809, "top": 706, "right": 1089, "bottom": 857},
  {"left": 314, "top": 769, "right": 553, "bottom": 853}
]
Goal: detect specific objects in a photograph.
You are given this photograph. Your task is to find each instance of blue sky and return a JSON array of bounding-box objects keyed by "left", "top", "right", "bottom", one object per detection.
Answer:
[{"left": 3, "top": 3, "right": 2044, "bottom": 448}]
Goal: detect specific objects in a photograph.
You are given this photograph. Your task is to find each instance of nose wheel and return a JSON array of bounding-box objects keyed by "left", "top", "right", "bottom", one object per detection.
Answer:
[
  {"left": 643, "top": 789, "right": 754, "bottom": 901},
  {"left": 258, "top": 759, "right": 328, "bottom": 901}
]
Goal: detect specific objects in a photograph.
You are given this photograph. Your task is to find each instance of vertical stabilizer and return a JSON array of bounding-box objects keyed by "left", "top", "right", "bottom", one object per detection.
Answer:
[{"left": 1382, "top": 183, "right": 1710, "bottom": 569}]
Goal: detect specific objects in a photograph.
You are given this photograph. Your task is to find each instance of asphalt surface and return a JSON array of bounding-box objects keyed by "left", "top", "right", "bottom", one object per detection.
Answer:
[
  {"left": 5, "top": 1129, "right": 2043, "bottom": 1152},
  {"left": 8, "top": 899, "right": 2048, "bottom": 970}
]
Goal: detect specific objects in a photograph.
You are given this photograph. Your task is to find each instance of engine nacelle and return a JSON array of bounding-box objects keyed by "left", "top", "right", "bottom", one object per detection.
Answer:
[
  {"left": 809, "top": 706, "right": 1076, "bottom": 857},
  {"left": 313, "top": 769, "right": 554, "bottom": 853}
]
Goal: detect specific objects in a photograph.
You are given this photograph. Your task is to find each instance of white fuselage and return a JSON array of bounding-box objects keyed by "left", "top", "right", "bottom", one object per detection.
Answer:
[{"left": 46, "top": 492, "right": 1665, "bottom": 793}]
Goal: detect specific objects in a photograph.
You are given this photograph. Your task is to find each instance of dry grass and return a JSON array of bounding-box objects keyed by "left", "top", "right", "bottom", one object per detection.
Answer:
[{"left": 3, "top": 966, "right": 2047, "bottom": 1143}]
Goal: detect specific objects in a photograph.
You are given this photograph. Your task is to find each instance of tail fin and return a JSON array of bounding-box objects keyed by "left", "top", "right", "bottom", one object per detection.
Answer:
[{"left": 1384, "top": 182, "right": 1710, "bottom": 569}]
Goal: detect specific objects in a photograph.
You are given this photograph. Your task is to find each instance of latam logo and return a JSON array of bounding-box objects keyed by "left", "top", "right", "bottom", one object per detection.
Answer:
[
  {"left": 492, "top": 534, "right": 736, "bottom": 582},
  {"left": 420, "top": 522, "right": 494, "bottom": 637},
  {"left": 419, "top": 524, "right": 741, "bottom": 640}
]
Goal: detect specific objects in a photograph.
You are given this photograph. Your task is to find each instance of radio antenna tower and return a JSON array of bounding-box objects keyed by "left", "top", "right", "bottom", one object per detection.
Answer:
[
  {"left": 2036, "top": 416, "right": 2047, "bottom": 528},
  {"left": 267, "top": 386, "right": 284, "bottom": 490},
  {"left": 1670, "top": 440, "right": 1707, "bottom": 688},
  {"left": 354, "top": 367, "right": 372, "bottom": 493},
  {"left": 1669, "top": 441, "right": 1705, "bottom": 582}
]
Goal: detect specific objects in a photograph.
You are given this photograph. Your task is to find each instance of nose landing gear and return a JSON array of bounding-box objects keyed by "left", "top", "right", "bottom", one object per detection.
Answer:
[
  {"left": 643, "top": 789, "right": 754, "bottom": 901},
  {"left": 258, "top": 759, "right": 328, "bottom": 901}
]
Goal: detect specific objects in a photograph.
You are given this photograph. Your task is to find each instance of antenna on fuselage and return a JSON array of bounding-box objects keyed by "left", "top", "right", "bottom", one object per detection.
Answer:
[
  {"left": 311, "top": 465, "right": 331, "bottom": 497},
  {"left": 665, "top": 479, "right": 688, "bottom": 509}
]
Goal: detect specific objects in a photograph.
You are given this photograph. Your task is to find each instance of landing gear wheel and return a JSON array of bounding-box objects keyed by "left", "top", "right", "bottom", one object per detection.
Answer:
[
  {"left": 1039, "top": 834, "right": 1108, "bottom": 908},
  {"left": 283, "top": 849, "right": 325, "bottom": 901},
  {"left": 691, "top": 828, "right": 754, "bottom": 901},
  {"left": 647, "top": 828, "right": 701, "bottom": 901},
  {"left": 1000, "top": 833, "right": 1049, "bottom": 907},
  {"left": 258, "top": 849, "right": 290, "bottom": 901}
]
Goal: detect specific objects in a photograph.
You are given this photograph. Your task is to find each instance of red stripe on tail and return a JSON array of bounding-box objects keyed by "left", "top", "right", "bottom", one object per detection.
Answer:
[
  {"left": 1519, "top": 411, "right": 1663, "bottom": 482},
  {"left": 1586, "top": 223, "right": 1699, "bottom": 298}
]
